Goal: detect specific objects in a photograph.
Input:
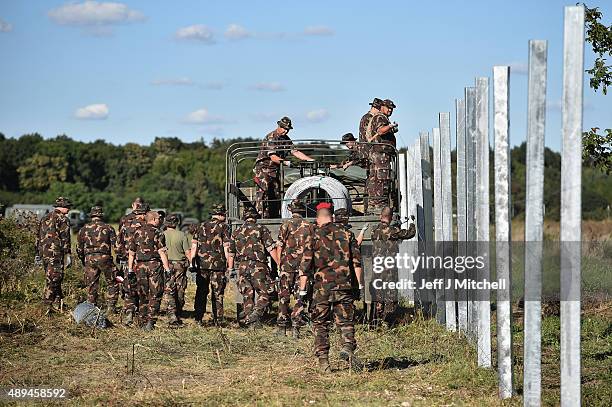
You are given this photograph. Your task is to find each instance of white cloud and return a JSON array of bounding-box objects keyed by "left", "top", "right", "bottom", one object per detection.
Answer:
[
  {"left": 48, "top": 1, "right": 144, "bottom": 26},
  {"left": 75, "top": 103, "right": 109, "bottom": 120},
  {"left": 225, "top": 24, "right": 251, "bottom": 40},
  {"left": 0, "top": 18, "right": 13, "bottom": 32},
  {"left": 251, "top": 82, "right": 286, "bottom": 92},
  {"left": 151, "top": 77, "right": 194, "bottom": 86},
  {"left": 184, "top": 108, "right": 231, "bottom": 124},
  {"left": 509, "top": 62, "right": 528, "bottom": 75},
  {"left": 175, "top": 24, "right": 214, "bottom": 43},
  {"left": 304, "top": 26, "right": 334, "bottom": 36},
  {"left": 306, "top": 109, "right": 329, "bottom": 123}
]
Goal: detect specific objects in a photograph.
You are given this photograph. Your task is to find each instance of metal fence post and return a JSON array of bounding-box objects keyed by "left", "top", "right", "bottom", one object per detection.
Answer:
[
  {"left": 524, "top": 39, "right": 548, "bottom": 407},
  {"left": 465, "top": 87, "right": 478, "bottom": 342},
  {"left": 560, "top": 6, "right": 584, "bottom": 406},
  {"left": 420, "top": 131, "right": 434, "bottom": 316},
  {"left": 494, "top": 65, "right": 513, "bottom": 399},
  {"left": 432, "top": 127, "right": 446, "bottom": 324},
  {"left": 456, "top": 98, "right": 468, "bottom": 333}
]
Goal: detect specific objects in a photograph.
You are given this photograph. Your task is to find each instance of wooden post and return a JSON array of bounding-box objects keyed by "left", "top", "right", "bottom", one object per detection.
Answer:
[
  {"left": 440, "top": 112, "right": 456, "bottom": 331},
  {"left": 456, "top": 98, "right": 468, "bottom": 333},
  {"left": 494, "top": 65, "right": 513, "bottom": 399},
  {"left": 560, "top": 6, "right": 584, "bottom": 406},
  {"left": 475, "top": 76, "right": 491, "bottom": 368},
  {"left": 524, "top": 39, "right": 548, "bottom": 407}
]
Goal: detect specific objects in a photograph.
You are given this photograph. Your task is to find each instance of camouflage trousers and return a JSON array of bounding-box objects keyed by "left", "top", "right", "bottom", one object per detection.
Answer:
[
  {"left": 367, "top": 155, "right": 393, "bottom": 212},
  {"left": 237, "top": 260, "right": 270, "bottom": 323},
  {"left": 83, "top": 254, "right": 119, "bottom": 306},
  {"left": 163, "top": 260, "right": 188, "bottom": 317},
  {"left": 135, "top": 260, "right": 164, "bottom": 323},
  {"left": 194, "top": 270, "right": 227, "bottom": 322},
  {"left": 43, "top": 257, "right": 64, "bottom": 305},
  {"left": 276, "top": 271, "right": 307, "bottom": 328},
  {"left": 311, "top": 289, "right": 356, "bottom": 358},
  {"left": 122, "top": 270, "right": 139, "bottom": 314},
  {"left": 254, "top": 166, "right": 281, "bottom": 219}
]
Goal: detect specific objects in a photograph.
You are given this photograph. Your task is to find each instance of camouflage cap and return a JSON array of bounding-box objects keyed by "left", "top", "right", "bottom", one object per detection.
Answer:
[
  {"left": 334, "top": 208, "right": 349, "bottom": 224},
  {"left": 242, "top": 206, "right": 260, "bottom": 220},
  {"left": 288, "top": 199, "right": 306, "bottom": 213},
  {"left": 382, "top": 99, "right": 396, "bottom": 109},
  {"left": 210, "top": 203, "right": 226, "bottom": 216},
  {"left": 89, "top": 206, "right": 104, "bottom": 218},
  {"left": 53, "top": 196, "right": 73, "bottom": 208},
  {"left": 166, "top": 213, "right": 179, "bottom": 226},
  {"left": 369, "top": 98, "right": 383, "bottom": 108},
  {"left": 277, "top": 116, "right": 293, "bottom": 130},
  {"left": 132, "top": 202, "right": 150, "bottom": 215},
  {"left": 341, "top": 133, "right": 356, "bottom": 143}
]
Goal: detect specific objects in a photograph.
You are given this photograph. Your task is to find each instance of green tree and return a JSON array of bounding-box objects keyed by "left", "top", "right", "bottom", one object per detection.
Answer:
[{"left": 17, "top": 154, "right": 68, "bottom": 191}]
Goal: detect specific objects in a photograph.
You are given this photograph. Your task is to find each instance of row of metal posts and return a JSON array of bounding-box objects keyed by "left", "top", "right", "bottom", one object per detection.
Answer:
[{"left": 394, "top": 5, "right": 584, "bottom": 405}]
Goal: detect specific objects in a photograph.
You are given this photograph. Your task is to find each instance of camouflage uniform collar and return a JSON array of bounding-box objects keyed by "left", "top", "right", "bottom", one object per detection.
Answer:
[
  {"left": 245, "top": 218, "right": 256, "bottom": 224},
  {"left": 291, "top": 213, "right": 303, "bottom": 219},
  {"left": 318, "top": 220, "right": 333, "bottom": 227}
]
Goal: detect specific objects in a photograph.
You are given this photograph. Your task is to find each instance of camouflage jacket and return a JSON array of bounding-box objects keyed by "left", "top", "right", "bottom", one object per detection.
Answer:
[
  {"left": 129, "top": 223, "right": 166, "bottom": 262},
  {"left": 77, "top": 220, "right": 117, "bottom": 258},
  {"left": 341, "top": 144, "right": 370, "bottom": 168},
  {"left": 369, "top": 113, "right": 397, "bottom": 150},
  {"left": 255, "top": 131, "right": 294, "bottom": 170},
  {"left": 116, "top": 212, "right": 136, "bottom": 259},
  {"left": 118, "top": 214, "right": 146, "bottom": 259},
  {"left": 371, "top": 221, "right": 416, "bottom": 258},
  {"left": 300, "top": 221, "right": 362, "bottom": 291},
  {"left": 359, "top": 112, "right": 374, "bottom": 142},
  {"left": 193, "top": 218, "right": 231, "bottom": 271},
  {"left": 277, "top": 214, "right": 313, "bottom": 272},
  {"left": 229, "top": 219, "right": 275, "bottom": 264},
  {"left": 36, "top": 209, "right": 71, "bottom": 259}
]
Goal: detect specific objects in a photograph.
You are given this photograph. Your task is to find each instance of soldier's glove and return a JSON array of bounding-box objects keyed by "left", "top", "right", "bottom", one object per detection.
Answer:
[
  {"left": 64, "top": 254, "right": 72, "bottom": 269},
  {"left": 34, "top": 255, "right": 42, "bottom": 266}
]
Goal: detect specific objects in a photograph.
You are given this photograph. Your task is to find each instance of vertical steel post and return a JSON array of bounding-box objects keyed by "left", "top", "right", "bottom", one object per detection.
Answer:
[
  {"left": 475, "top": 76, "right": 491, "bottom": 368},
  {"left": 440, "top": 112, "right": 456, "bottom": 331},
  {"left": 398, "top": 152, "right": 411, "bottom": 301},
  {"left": 524, "top": 39, "right": 548, "bottom": 407},
  {"left": 465, "top": 87, "right": 478, "bottom": 342},
  {"left": 560, "top": 6, "right": 584, "bottom": 406},
  {"left": 420, "top": 131, "right": 434, "bottom": 316},
  {"left": 494, "top": 65, "right": 513, "bottom": 399},
  {"left": 456, "top": 98, "right": 468, "bottom": 333},
  {"left": 432, "top": 127, "right": 445, "bottom": 324}
]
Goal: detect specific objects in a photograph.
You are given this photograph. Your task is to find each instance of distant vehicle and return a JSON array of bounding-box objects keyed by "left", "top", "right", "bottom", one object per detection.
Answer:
[
  {"left": 123, "top": 207, "right": 197, "bottom": 231},
  {"left": 68, "top": 209, "right": 87, "bottom": 232},
  {"left": 180, "top": 217, "right": 199, "bottom": 233},
  {"left": 5, "top": 204, "right": 54, "bottom": 221}
]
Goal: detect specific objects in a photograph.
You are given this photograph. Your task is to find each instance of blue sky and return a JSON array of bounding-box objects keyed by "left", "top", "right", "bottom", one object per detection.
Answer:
[{"left": 0, "top": 0, "right": 610, "bottom": 151}]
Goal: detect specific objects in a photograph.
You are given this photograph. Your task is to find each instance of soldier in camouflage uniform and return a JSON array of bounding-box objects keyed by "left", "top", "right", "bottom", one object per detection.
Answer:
[
  {"left": 275, "top": 199, "right": 314, "bottom": 337},
  {"left": 370, "top": 207, "right": 416, "bottom": 327},
  {"left": 228, "top": 207, "right": 279, "bottom": 327},
  {"left": 116, "top": 197, "right": 145, "bottom": 267},
  {"left": 128, "top": 211, "right": 171, "bottom": 331},
  {"left": 190, "top": 204, "right": 232, "bottom": 326},
  {"left": 253, "top": 116, "right": 314, "bottom": 219},
  {"left": 120, "top": 202, "right": 149, "bottom": 325},
  {"left": 36, "top": 197, "right": 72, "bottom": 313},
  {"left": 330, "top": 133, "right": 369, "bottom": 170},
  {"left": 300, "top": 202, "right": 364, "bottom": 372},
  {"left": 162, "top": 214, "right": 190, "bottom": 325},
  {"left": 76, "top": 206, "right": 119, "bottom": 312},
  {"left": 366, "top": 99, "right": 399, "bottom": 213},
  {"left": 358, "top": 98, "right": 382, "bottom": 142}
]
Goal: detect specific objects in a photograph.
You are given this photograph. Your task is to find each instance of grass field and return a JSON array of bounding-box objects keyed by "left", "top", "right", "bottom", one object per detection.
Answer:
[{"left": 0, "top": 269, "right": 610, "bottom": 406}]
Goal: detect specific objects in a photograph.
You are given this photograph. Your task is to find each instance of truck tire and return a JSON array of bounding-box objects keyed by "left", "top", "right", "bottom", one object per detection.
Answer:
[{"left": 281, "top": 176, "right": 351, "bottom": 218}]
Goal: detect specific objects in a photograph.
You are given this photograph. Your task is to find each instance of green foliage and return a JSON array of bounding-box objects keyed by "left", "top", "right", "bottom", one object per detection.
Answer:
[
  {"left": 583, "top": 127, "right": 612, "bottom": 175},
  {"left": 0, "top": 216, "right": 37, "bottom": 294},
  {"left": 584, "top": 4, "right": 612, "bottom": 95}
]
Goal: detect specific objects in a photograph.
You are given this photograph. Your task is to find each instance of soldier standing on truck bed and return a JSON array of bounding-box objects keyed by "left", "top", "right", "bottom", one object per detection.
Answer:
[
  {"left": 162, "top": 213, "right": 190, "bottom": 326},
  {"left": 370, "top": 206, "right": 416, "bottom": 328},
  {"left": 331, "top": 133, "right": 370, "bottom": 171},
  {"left": 275, "top": 199, "right": 313, "bottom": 338},
  {"left": 128, "top": 211, "right": 171, "bottom": 331},
  {"left": 190, "top": 204, "right": 232, "bottom": 326},
  {"left": 228, "top": 206, "right": 279, "bottom": 327},
  {"left": 36, "top": 196, "right": 72, "bottom": 314},
  {"left": 300, "top": 202, "right": 365, "bottom": 373},
  {"left": 254, "top": 116, "right": 315, "bottom": 219},
  {"left": 366, "top": 99, "right": 399, "bottom": 213},
  {"left": 76, "top": 206, "right": 119, "bottom": 313},
  {"left": 359, "top": 98, "right": 383, "bottom": 143}
]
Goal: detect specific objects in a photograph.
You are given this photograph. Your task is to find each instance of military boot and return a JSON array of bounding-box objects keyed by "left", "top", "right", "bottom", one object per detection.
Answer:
[
  {"left": 339, "top": 348, "right": 364, "bottom": 372},
  {"left": 318, "top": 357, "right": 331, "bottom": 373},
  {"left": 124, "top": 311, "right": 134, "bottom": 326},
  {"left": 143, "top": 320, "right": 156, "bottom": 331}
]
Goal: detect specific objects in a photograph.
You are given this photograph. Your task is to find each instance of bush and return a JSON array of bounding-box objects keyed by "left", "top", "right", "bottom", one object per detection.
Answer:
[{"left": 0, "top": 215, "right": 37, "bottom": 294}]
